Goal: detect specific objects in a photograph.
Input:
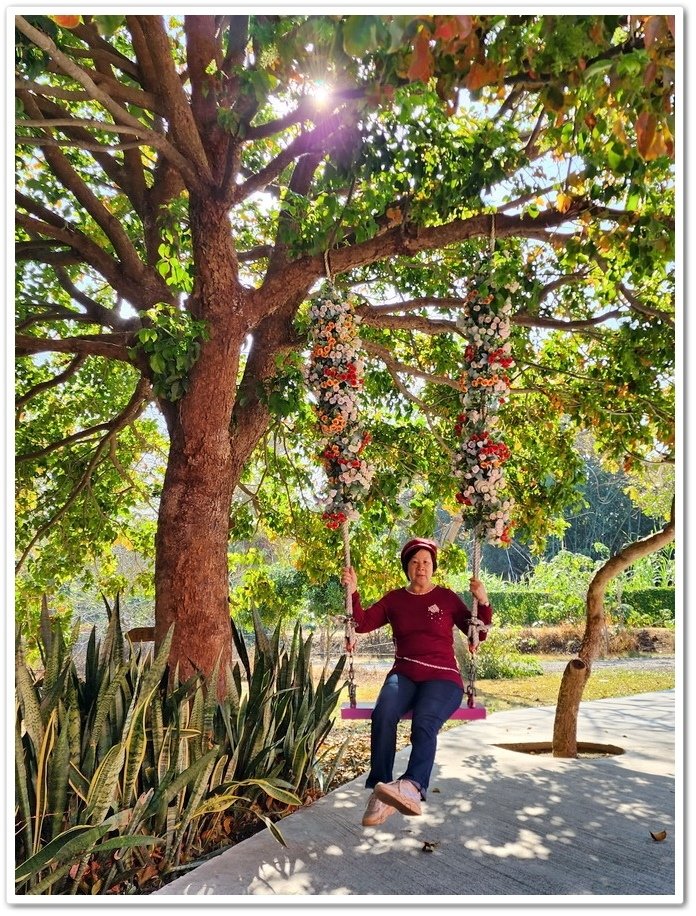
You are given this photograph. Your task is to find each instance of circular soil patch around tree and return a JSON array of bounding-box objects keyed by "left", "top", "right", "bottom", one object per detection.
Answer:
[{"left": 494, "top": 741, "right": 624, "bottom": 758}]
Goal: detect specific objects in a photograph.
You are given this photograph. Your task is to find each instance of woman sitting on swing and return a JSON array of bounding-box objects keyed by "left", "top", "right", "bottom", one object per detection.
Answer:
[{"left": 341, "top": 537, "right": 493, "bottom": 827}]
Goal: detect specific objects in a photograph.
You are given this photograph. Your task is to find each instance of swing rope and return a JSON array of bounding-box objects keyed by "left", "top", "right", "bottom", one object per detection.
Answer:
[
  {"left": 342, "top": 520, "right": 357, "bottom": 708},
  {"left": 465, "top": 530, "right": 490, "bottom": 708}
]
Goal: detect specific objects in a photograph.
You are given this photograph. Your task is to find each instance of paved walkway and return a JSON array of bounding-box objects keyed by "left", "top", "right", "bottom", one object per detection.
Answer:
[{"left": 155, "top": 691, "right": 681, "bottom": 903}]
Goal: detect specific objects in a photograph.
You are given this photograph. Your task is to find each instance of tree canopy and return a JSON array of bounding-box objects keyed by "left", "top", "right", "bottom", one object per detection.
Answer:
[{"left": 15, "top": 13, "right": 676, "bottom": 677}]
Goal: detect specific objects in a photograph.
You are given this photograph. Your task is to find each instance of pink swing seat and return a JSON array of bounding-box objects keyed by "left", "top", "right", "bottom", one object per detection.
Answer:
[{"left": 340, "top": 702, "right": 486, "bottom": 720}]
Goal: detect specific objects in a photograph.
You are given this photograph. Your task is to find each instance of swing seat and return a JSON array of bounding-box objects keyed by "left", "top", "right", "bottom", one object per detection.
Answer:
[{"left": 340, "top": 702, "right": 486, "bottom": 720}]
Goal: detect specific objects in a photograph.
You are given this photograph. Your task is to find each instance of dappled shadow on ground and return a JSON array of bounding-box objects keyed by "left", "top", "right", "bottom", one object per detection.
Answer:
[{"left": 168, "top": 740, "right": 675, "bottom": 897}]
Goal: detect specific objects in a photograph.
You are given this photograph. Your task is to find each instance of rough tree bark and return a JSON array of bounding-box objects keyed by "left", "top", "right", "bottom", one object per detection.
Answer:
[{"left": 552, "top": 499, "right": 675, "bottom": 757}]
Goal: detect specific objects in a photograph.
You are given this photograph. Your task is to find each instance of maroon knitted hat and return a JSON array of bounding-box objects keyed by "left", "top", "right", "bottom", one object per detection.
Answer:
[{"left": 400, "top": 538, "right": 438, "bottom": 575}]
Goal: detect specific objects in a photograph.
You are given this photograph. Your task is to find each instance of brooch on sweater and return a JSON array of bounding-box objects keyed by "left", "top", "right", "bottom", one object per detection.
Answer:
[{"left": 428, "top": 604, "right": 443, "bottom": 619}]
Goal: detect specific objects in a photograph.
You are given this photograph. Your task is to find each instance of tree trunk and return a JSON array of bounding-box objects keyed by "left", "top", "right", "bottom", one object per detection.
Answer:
[
  {"left": 552, "top": 499, "right": 675, "bottom": 757},
  {"left": 153, "top": 194, "right": 252, "bottom": 692}
]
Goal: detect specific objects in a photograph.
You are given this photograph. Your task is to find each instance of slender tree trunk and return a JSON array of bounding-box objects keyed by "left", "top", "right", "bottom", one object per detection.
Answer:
[{"left": 552, "top": 500, "right": 675, "bottom": 757}]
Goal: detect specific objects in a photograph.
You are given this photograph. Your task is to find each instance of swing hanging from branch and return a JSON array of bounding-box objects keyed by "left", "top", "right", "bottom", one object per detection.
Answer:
[{"left": 305, "top": 222, "right": 515, "bottom": 721}]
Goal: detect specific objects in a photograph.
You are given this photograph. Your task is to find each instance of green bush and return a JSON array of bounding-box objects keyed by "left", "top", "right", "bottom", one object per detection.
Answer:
[
  {"left": 15, "top": 597, "right": 346, "bottom": 895},
  {"left": 454, "top": 627, "right": 543, "bottom": 681},
  {"left": 615, "top": 588, "right": 675, "bottom": 627},
  {"left": 486, "top": 591, "right": 552, "bottom": 626},
  {"left": 487, "top": 586, "right": 675, "bottom": 629}
]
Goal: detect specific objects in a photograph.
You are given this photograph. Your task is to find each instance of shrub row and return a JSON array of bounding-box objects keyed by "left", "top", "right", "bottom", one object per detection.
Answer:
[{"left": 488, "top": 588, "right": 675, "bottom": 627}]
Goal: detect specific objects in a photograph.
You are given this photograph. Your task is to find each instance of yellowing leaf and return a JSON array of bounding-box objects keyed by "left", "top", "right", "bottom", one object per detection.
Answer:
[
  {"left": 650, "top": 830, "right": 667, "bottom": 841},
  {"left": 556, "top": 192, "right": 573, "bottom": 214},
  {"left": 635, "top": 111, "right": 656, "bottom": 159},
  {"left": 466, "top": 60, "right": 504, "bottom": 92},
  {"left": 408, "top": 29, "right": 434, "bottom": 84}
]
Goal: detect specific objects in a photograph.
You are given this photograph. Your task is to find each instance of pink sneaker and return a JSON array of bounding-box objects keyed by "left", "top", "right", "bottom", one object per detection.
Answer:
[
  {"left": 362, "top": 791, "right": 397, "bottom": 827},
  {"left": 374, "top": 779, "right": 422, "bottom": 816}
]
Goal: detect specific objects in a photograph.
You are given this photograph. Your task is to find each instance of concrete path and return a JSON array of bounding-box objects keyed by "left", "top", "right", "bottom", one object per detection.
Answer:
[{"left": 155, "top": 691, "right": 681, "bottom": 903}]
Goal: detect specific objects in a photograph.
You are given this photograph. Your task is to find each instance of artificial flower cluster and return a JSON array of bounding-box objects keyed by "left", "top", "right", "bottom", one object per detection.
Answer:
[
  {"left": 305, "top": 284, "right": 375, "bottom": 530},
  {"left": 453, "top": 280, "right": 516, "bottom": 545}
]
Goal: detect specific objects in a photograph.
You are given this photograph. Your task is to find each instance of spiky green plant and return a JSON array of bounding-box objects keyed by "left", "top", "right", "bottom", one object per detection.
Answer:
[{"left": 15, "top": 596, "right": 347, "bottom": 895}]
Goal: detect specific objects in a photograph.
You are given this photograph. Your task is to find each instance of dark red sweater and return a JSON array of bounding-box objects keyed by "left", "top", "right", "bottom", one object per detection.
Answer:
[{"left": 351, "top": 586, "right": 493, "bottom": 688}]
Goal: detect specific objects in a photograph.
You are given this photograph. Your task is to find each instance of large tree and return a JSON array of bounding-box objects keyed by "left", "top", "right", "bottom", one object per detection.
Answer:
[{"left": 15, "top": 14, "right": 675, "bottom": 683}]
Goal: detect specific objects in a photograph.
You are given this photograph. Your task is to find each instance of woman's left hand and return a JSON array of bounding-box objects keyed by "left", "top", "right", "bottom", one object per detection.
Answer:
[{"left": 469, "top": 577, "right": 489, "bottom": 606}]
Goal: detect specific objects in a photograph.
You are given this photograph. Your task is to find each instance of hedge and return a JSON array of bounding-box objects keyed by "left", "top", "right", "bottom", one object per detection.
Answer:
[{"left": 488, "top": 588, "right": 675, "bottom": 627}]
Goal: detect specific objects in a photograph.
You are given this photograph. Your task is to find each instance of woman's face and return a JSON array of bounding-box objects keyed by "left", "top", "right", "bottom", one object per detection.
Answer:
[{"left": 407, "top": 549, "right": 434, "bottom": 585}]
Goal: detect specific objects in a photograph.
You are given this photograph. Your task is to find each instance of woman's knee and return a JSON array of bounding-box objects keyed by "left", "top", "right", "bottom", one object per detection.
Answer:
[{"left": 371, "top": 704, "right": 401, "bottom": 729}]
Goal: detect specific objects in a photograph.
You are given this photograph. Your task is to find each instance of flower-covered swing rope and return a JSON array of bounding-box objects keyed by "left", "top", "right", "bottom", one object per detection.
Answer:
[
  {"left": 304, "top": 276, "right": 374, "bottom": 708},
  {"left": 453, "top": 215, "right": 516, "bottom": 705}
]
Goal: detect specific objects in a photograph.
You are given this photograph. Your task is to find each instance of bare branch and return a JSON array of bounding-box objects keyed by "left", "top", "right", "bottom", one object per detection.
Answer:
[
  {"left": 618, "top": 283, "right": 674, "bottom": 326},
  {"left": 362, "top": 340, "right": 462, "bottom": 392},
  {"left": 16, "top": 15, "right": 205, "bottom": 190},
  {"left": 358, "top": 308, "right": 462, "bottom": 337},
  {"left": 19, "top": 94, "right": 145, "bottom": 278},
  {"left": 233, "top": 112, "right": 348, "bottom": 203},
  {"left": 375, "top": 353, "right": 454, "bottom": 457},
  {"left": 238, "top": 244, "right": 273, "bottom": 262},
  {"left": 15, "top": 354, "right": 86, "bottom": 410},
  {"left": 53, "top": 266, "right": 141, "bottom": 332},
  {"left": 17, "top": 421, "right": 113, "bottom": 462},
  {"left": 15, "top": 378, "right": 151, "bottom": 574}
]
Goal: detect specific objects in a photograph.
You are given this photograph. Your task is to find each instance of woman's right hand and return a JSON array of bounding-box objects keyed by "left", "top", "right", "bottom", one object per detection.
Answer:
[{"left": 341, "top": 565, "right": 358, "bottom": 594}]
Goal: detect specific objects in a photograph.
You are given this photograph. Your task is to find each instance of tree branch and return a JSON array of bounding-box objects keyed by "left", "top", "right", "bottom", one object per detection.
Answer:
[
  {"left": 53, "top": 266, "right": 141, "bottom": 332},
  {"left": 358, "top": 308, "right": 462, "bottom": 337},
  {"left": 15, "top": 354, "right": 86, "bottom": 410},
  {"left": 16, "top": 15, "right": 205, "bottom": 190},
  {"left": 233, "top": 112, "right": 348, "bottom": 203},
  {"left": 19, "top": 93, "right": 146, "bottom": 278},
  {"left": 136, "top": 15, "right": 214, "bottom": 184},
  {"left": 16, "top": 332, "right": 135, "bottom": 364},
  {"left": 17, "top": 420, "right": 115, "bottom": 462},
  {"left": 362, "top": 340, "right": 463, "bottom": 392},
  {"left": 15, "top": 377, "right": 152, "bottom": 574},
  {"left": 368, "top": 348, "right": 454, "bottom": 456}
]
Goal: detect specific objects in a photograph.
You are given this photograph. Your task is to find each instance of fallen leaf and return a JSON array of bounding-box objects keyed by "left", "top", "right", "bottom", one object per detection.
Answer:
[
  {"left": 422, "top": 840, "right": 440, "bottom": 853},
  {"left": 650, "top": 830, "right": 667, "bottom": 842},
  {"left": 431, "top": 787, "right": 441, "bottom": 793}
]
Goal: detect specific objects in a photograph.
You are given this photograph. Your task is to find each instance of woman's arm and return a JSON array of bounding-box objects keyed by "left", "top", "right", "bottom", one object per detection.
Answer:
[
  {"left": 342, "top": 566, "right": 390, "bottom": 633},
  {"left": 451, "top": 580, "right": 493, "bottom": 641}
]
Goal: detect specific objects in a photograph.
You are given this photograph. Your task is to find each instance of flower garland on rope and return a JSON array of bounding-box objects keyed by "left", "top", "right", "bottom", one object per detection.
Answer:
[
  {"left": 453, "top": 275, "right": 516, "bottom": 546},
  {"left": 304, "top": 283, "right": 374, "bottom": 530}
]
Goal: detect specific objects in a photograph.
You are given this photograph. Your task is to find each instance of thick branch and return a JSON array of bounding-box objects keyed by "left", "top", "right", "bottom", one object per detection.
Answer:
[
  {"left": 16, "top": 15, "right": 204, "bottom": 190},
  {"left": 259, "top": 203, "right": 597, "bottom": 306},
  {"left": 136, "top": 15, "right": 213, "bottom": 184},
  {"left": 16, "top": 332, "right": 135, "bottom": 364}
]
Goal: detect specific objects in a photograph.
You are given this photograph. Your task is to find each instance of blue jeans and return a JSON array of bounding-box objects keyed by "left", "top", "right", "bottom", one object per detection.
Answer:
[{"left": 365, "top": 673, "right": 464, "bottom": 798}]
